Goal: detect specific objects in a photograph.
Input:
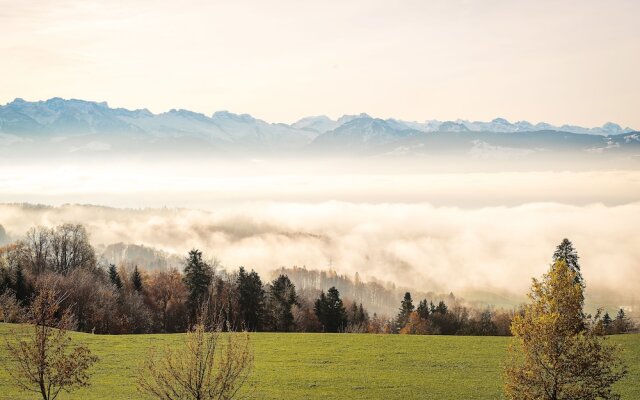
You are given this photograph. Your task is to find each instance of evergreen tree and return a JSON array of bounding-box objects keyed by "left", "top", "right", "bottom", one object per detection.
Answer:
[
  {"left": 477, "top": 309, "right": 497, "bottom": 335},
  {"left": 416, "top": 299, "right": 429, "bottom": 319},
  {"left": 314, "top": 291, "right": 328, "bottom": 328},
  {"left": 314, "top": 286, "right": 347, "bottom": 333},
  {"left": 348, "top": 302, "right": 358, "bottom": 324},
  {"left": 13, "top": 264, "right": 28, "bottom": 302},
  {"left": 435, "top": 300, "right": 448, "bottom": 315},
  {"left": 602, "top": 312, "right": 612, "bottom": 334},
  {"left": 236, "top": 267, "right": 265, "bottom": 331},
  {"left": 345, "top": 302, "right": 369, "bottom": 329},
  {"left": 613, "top": 308, "right": 630, "bottom": 334},
  {"left": 553, "top": 238, "right": 582, "bottom": 284},
  {"left": 108, "top": 264, "right": 123, "bottom": 290},
  {"left": 553, "top": 239, "right": 586, "bottom": 331},
  {"left": 267, "top": 275, "right": 298, "bottom": 332},
  {"left": 357, "top": 303, "right": 368, "bottom": 324},
  {"left": 396, "top": 292, "right": 415, "bottom": 332},
  {"left": 132, "top": 266, "right": 143, "bottom": 292},
  {"left": 0, "top": 267, "right": 11, "bottom": 294},
  {"left": 183, "top": 249, "right": 212, "bottom": 319}
]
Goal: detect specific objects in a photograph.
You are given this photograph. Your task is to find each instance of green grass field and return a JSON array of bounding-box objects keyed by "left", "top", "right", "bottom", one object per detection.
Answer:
[{"left": 0, "top": 323, "right": 638, "bottom": 399}]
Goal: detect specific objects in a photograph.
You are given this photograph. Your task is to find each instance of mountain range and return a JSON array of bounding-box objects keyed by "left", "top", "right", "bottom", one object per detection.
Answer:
[{"left": 1, "top": 97, "right": 639, "bottom": 159}]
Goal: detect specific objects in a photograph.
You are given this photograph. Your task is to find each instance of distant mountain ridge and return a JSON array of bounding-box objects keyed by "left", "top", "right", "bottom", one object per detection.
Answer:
[
  {"left": 0, "top": 97, "right": 639, "bottom": 159},
  {"left": 1, "top": 97, "right": 634, "bottom": 137}
]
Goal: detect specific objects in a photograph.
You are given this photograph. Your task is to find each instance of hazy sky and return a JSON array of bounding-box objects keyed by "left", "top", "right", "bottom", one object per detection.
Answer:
[{"left": 1, "top": 0, "right": 639, "bottom": 127}]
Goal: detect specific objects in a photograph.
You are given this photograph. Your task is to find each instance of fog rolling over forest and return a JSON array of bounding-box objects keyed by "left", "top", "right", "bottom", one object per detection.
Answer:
[{"left": 1, "top": 199, "right": 638, "bottom": 310}]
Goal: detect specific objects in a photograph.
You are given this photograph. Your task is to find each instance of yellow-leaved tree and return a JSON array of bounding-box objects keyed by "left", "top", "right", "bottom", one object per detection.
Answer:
[{"left": 504, "top": 259, "right": 627, "bottom": 400}]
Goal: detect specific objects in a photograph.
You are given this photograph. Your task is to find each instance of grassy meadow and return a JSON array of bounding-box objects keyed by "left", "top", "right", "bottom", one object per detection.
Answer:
[{"left": 0, "top": 323, "right": 638, "bottom": 399}]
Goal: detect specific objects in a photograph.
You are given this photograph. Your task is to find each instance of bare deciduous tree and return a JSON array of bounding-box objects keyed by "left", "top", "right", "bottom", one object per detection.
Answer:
[
  {"left": 137, "top": 317, "right": 254, "bottom": 400},
  {"left": 23, "top": 227, "right": 51, "bottom": 275},
  {"left": 0, "top": 289, "right": 23, "bottom": 323},
  {"left": 49, "top": 224, "right": 96, "bottom": 275},
  {"left": 4, "top": 288, "right": 98, "bottom": 400}
]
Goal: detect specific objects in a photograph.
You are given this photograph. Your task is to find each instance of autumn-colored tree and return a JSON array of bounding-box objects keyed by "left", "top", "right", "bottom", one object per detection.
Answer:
[
  {"left": 148, "top": 268, "right": 188, "bottom": 332},
  {"left": 137, "top": 314, "right": 254, "bottom": 400},
  {"left": 292, "top": 298, "right": 322, "bottom": 332},
  {"left": 0, "top": 289, "right": 22, "bottom": 323},
  {"left": 399, "top": 311, "right": 429, "bottom": 334},
  {"left": 504, "top": 260, "right": 627, "bottom": 400},
  {"left": 4, "top": 288, "right": 98, "bottom": 400}
]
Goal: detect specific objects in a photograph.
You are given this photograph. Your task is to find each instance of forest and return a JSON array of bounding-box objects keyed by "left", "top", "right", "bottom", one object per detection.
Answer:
[{"left": 0, "top": 223, "right": 634, "bottom": 337}]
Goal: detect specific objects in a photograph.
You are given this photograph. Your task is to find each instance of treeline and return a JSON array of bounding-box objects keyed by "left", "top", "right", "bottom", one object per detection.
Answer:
[
  {"left": 0, "top": 224, "right": 370, "bottom": 334},
  {"left": 272, "top": 266, "right": 438, "bottom": 316},
  {"left": 391, "top": 292, "right": 515, "bottom": 335},
  {"left": 1, "top": 224, "right": 633, "bottom": 336}
]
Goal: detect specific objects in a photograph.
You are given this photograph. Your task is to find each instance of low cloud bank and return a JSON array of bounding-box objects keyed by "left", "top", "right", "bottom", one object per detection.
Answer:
[{"left": 0, "top": 202, "right": 638, "bottom": 307}]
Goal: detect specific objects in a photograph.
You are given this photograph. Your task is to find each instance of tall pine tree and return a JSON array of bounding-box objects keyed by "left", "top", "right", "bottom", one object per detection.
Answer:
[
  {"left": 183, "top": 249, "right": 212, "bottom": 320},
  {"left": 267, "top": 275, "right": 298, "bottom": 332},
  {"left": 395, "top": 292, "right": 415, "bottom": 332},
  {"left": 108, "top": 264, "right": 122, "bottom": 290},
  {"left": 553, "top": 238, "right": 582, "bottom": 284},
  {"left": 314, "top": 286, "right": 347, "bottom": 333},
  {"left": 236, "top": 267, "right": 265, "bottom": 331},
  {"left": 13, "top": 264, "right": 28, "bottom": 302},
  {"left": 131, "top": 266, "right": 143, "bottom": 292},
  {"left": 416, "top": 299, "right": 429, "bottom": 319}
]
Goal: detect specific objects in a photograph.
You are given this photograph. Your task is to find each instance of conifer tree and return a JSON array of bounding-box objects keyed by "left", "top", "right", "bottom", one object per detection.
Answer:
[
  {"left": 435, "top": 300, "right": 448, "bottom": 315},
  {"left": 131, "top": 266, "right": 143, "bottom": 292},
  {"left": 236, "top": 267, "right": 265, "bottom": 331},
  {"left": 602, "top": 311, "right": 613, "bottom": 334},
  {"left": 183, "top": 249, "right": 212, "bottom": 320},
  {"left": 266, "top": 275, "right": 298, "bottom": 332},
  {"left": 613, "top": 308, "right": 631, "bottom": 334},
  {"left": 357, "top": 303, "right": 368, "bottom": 324},
  {"left": 553, "top": 238, "right": 582, "bottom": 284},
  {"left": 395, "top": 292, "right": 414, "bottom": 331},
  {"left": 348, "top": 302, "right": 358, "bottom": 324},
  {"left": 13, "top": 264, "right": 28, "bottom": 302},
  {"left": 416, "top": 299, "right": 429, "bottom": 319},
  {"left": 107, "top": 264, "right": 122, "bottom": 290},
  {"left": 314, "top": 286, "right": 347, "bottom": 332}
]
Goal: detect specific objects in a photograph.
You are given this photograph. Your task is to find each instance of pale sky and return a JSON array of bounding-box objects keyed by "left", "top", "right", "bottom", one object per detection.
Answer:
[{"left": 1, "top": 0, "right": 639, "bottom": 127}]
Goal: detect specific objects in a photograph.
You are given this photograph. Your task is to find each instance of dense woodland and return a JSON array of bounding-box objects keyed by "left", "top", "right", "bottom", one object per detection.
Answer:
[{"left": 0, "top": 224, "right": 635, "bottom": 336}]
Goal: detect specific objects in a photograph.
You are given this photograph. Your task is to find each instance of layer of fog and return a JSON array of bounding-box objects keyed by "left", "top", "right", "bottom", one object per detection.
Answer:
[
  {"left": 1, "top": 201, "right": 638, "bottom": 309},
  {"left": 2, "top": 158, "right": 640, "bottom": 208}
]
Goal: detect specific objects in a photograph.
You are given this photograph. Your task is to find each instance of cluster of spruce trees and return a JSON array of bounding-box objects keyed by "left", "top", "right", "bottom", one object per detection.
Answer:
[
  {"left": 391, "top": 292, "right": 514, "bottom": 335},
  {"left": 177, "top": 249, "right": 365, "bottom": 333}
]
